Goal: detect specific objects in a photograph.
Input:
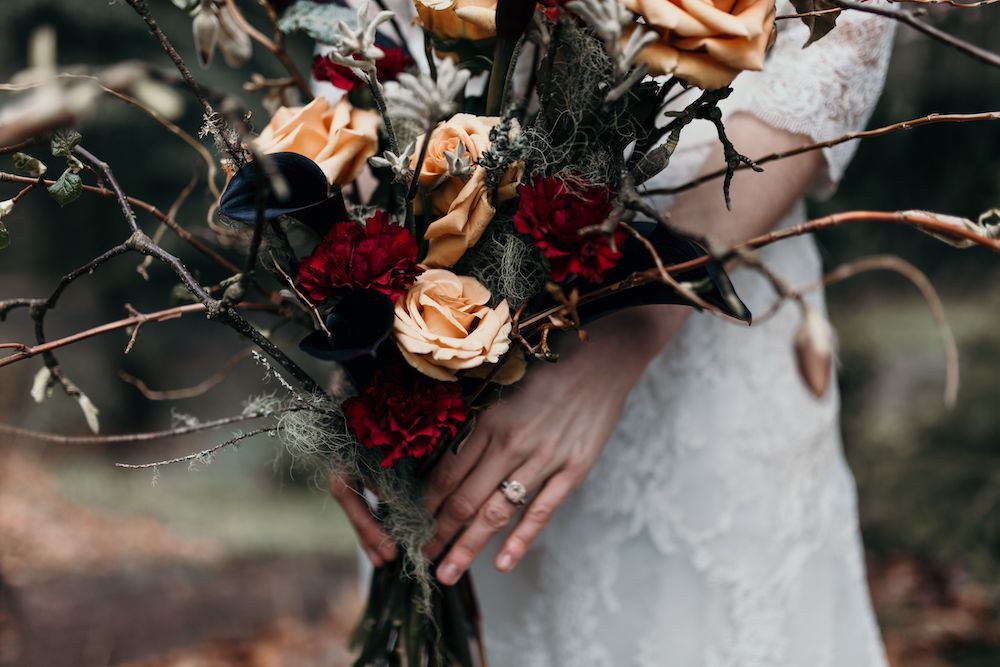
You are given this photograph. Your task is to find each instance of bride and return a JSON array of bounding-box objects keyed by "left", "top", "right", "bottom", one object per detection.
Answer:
[{"left": 329, "top": 1, "right": 897, "bottom": 664}]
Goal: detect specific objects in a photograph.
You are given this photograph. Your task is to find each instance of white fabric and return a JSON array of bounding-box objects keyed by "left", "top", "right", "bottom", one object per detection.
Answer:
[
  {"left": 468, "top": 4, "right": 897, "bottom": 667},
  {"left": 330, "top": 2, "right": 896, "bottom": 664}
]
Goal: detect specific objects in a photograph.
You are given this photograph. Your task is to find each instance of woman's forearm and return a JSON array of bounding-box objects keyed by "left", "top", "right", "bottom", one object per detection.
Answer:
[{"left": 593, "top": 113, "right": 827, "bottom": 374}]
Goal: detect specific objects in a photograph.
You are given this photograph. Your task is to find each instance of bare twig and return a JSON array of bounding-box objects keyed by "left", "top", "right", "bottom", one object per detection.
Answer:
[
  {"left": 118, "top": 349, "right": 251, "bottom": 400},
  {"left": 647, "top": 111, "right": 1000, "bottom": 197},
  {"left": 832, "top": 0, "right": 1000, "bottom": 69},
  {"left": 122, "top": 0, "right": 246, "bottom": 166},
  {"left": 115, "top": 426, "right": 276, "bottom": 469},
  {"left": 519, "top": 209, "right": 1000, "bottom": 333},
  {"left": 0, "top": 302, "right": 276, "bottom": 369},
  {"left": 223, "top": 0, "right": 313, "bottom": 98},
  {"left": 268, "top": 250, "right": 331, "bottom": 337},
  {"left": 0, "top": 171, "right": 239, "bottom": 274},
  {"left": 0, "top": 410, "right": 292, "bottom": 445}
]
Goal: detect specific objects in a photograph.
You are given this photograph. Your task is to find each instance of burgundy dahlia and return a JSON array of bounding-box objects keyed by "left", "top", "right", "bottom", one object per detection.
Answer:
[
  {"left": 296, "top": 211, "right": 422, "bottom": 303},
  {"left": 312, "top": 47, "right": 414, "bottom": 92},
  {"left": 344, "top": 364, "right": 468, "bottom": 468},
  {"left": 513, "top": 175, "right": 624, "bottom": 283}
]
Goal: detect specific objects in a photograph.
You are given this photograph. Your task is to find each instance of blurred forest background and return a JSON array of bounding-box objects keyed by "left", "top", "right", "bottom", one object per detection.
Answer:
[{"left": 0, "top": 1, "right": 998, "bottom": 665}]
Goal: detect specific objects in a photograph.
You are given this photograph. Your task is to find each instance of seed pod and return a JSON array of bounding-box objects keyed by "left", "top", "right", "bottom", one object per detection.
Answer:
[
  {"left": 192, "top": 4, "right": 220, "bottom": 67},
  {"left": 794, "top": 304, "right": 834, "bottom": 398},
  {"left": 217, "top": 5, "right": 252, "bottom": 67}
]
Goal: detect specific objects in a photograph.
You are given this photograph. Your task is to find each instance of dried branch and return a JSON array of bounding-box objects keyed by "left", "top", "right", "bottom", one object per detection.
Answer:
[
  {"left": 115, "top": 426, "right": 276, "bottom": 469},
  {"left": 122, "top": 0, "right": 246, "bottom": 166},
  {"left": 0, "top": 410, "right": 292, "bottom": 445},
  {"left": 0, "top": 171, "right": 239, "bottom": 274},
  {"left": 832, "top": 0, "right": 1000, "bottom": 70},
  {"left": 519, "top": 209, "right": 1000, "bottom": 333},
  {"left": 0, "top": 302, "right": 274, "bottom": 369},
  {"left": 648, "top": 111, "right": 1000, "bottom": 197},
  {"left": 118, "top": 349, "right": 251, "bottom": 400},
  {"left": 223, "top": 0, "right": 313, "bottom": 98},
  {"left": 820, "top": 255, "right": 959, "bottom": 407}
]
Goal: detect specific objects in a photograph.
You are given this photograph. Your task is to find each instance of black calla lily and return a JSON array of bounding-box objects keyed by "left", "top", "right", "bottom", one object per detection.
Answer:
[{"left": 218, "top": 152, "right": 348, "bottom": 235}]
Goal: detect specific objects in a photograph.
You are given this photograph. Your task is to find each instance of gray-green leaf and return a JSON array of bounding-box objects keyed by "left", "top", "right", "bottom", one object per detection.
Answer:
[
  {"left": 51, "top": 129, "right": 83, "bottom": 158},
  {"left": 47, "top": 169, "right": 83, "bottom": 207},
  {"left": 277, "top": 0, "right": 356, "bottom": 44},
  {"left": 12, "top": 152, "right": 47, "bottom": 177},
  {"left": 0, "top": 222, "right": 10, "bottom": 250},
  {"left": 789, "top": 0, "right": 842, "bottom": 47}
]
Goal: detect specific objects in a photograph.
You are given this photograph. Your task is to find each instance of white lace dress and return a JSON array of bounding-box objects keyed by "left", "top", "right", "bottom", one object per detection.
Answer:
[{"left": 465, "top": 5, "right": 897, "bottom": 667}]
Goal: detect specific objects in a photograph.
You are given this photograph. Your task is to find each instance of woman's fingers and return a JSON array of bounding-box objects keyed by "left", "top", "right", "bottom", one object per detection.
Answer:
[
  {"left": 328, "top": 473, "right": 397, "bottom": 566},
  {"left": 434, "top": 462, "right": 546, "bottom": 586},
  {"left": 423, "top": 439, "right": 532, "bottom": 561},
  {"left": 494, "top": 471, "right": 578, "bottom": 573},
  {"left": 422, "top": 429, "right": 488, "bottom": 516}
]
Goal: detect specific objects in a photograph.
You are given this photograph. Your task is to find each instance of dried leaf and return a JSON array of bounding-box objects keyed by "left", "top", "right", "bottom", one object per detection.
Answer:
[
  {"left": 794, "top": 305, "right": 834, "bottom": 397},
  {"left": 12, "top": 152, "right": 47, "bottom": 177},
  {"left": 30, "top": 367, "right": 52, "bottom": 403},
  {"left": 789, "top": 0, "right": 842, "bottom": 47},
  {"left": 75, "top": 393, "right": 101, "bottom": 434}
]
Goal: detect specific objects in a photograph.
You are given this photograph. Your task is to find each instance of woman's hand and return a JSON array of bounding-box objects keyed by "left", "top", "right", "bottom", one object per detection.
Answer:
[{"left": 423, "top": 306, "right": 687, "bottom": 585}]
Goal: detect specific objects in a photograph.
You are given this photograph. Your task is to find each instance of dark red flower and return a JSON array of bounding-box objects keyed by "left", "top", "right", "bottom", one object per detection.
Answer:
[
  {"left": 312, "top": 47, "right": 414, "bottom": 91},
  {"left": 538, "top": 0, "right": 572, "bottom": 21},
  {"left": 344, "top": 364, "right": 468, "bottom": 468},
  {"left": 296, "top": 211, "right": 422, "bottom": 303},
  {"left": 513, "top": 175, "right": 624, "bottom": 283}
]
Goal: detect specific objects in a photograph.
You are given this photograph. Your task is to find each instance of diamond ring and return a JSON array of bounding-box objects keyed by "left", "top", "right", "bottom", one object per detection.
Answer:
[{"left": 500, "top": 479, "right": 528, "bottom": 506}]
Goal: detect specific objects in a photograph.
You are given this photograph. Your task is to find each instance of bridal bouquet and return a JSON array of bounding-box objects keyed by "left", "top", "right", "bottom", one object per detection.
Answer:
[
  {"left": 213, "top": 0, "right": 774, "bottom": 660},
  {"left": 4, "top": 0, "right": 999, "bottom": 665}
]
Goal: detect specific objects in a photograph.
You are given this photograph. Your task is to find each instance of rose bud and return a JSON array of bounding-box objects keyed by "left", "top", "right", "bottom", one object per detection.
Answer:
[{"left": 794, "top": 304, "right": 835, "bottom": 398}]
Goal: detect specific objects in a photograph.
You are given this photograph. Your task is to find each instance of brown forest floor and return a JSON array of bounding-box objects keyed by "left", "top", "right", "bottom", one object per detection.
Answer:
[{"left": 0, "top": 450, "right": 997, "bottom": 667}]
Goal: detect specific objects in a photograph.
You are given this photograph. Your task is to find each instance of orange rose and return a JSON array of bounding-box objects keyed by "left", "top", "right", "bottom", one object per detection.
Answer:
[
  {"left": 393, "top": 269, "right": 523, "bottom": 383},
  {"left": 625, "top": 0, "right": 777, "bottom": 89},
  {"left": 411, "top": 114, "right": 522, "bottom": 267},
  {"left": 414, "top": 0, "right": 497, "bottom": 41},
  {"left": 254, "top": 96, "right": 380, "bottom": 185}
]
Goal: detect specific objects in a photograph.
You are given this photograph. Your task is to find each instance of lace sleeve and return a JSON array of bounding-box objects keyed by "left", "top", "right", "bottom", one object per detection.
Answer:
[{"left": 725, "top": 0, "right": 896, "bottom": 197}]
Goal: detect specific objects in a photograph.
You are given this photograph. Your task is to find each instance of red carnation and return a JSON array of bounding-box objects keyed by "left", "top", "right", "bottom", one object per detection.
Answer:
[
  {"left": 538, "top": 0, "right": 571, "bottom": 21},
  {"left": 296, "top": 211, "right": 422, "bottom": 303},
  {"left": 513, "top": 175, "right": 624, "bottom": 283},
  {"left": 344, "top": 364, "right": 468, "bottom": 468},
  {"left": 312, "top": 47, "right": 414, "bottom": 92}
]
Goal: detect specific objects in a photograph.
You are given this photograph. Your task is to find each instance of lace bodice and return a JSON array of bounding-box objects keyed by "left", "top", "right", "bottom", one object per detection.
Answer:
[{"left": 469, "top": 4, "right": 897, "bottom": 666}]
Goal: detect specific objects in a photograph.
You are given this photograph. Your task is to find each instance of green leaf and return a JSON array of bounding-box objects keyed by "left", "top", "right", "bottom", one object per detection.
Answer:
[
  {"left": 50, "top": 129, "right": 82, "bottom": 158},
  {"left": 12, "top": 152, "right": 47, "bottom": 178},
  {"left": 789, "top": 0, "right": 842, "bottom": 47},
  {"left": 277, "top": 0, "right": 356, "bottom": 44},
  {"left": 46, "top": 169, "right": 82, "bottom": 207},
  {"left": 0, "top": 221, "right": 10, "bottom": 251}
]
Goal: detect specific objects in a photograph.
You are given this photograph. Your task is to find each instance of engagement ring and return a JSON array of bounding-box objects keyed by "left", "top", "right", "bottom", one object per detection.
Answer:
[{"left": 500, "top": 480, "right": 528, "bottom": 506}]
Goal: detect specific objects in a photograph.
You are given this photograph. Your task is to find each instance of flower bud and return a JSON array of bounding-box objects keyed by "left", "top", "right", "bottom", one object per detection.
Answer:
[
  {"left": 192, "top": 4, "right": 220, "bottom": 67},
  {"left": 794, "top": 305, "right": 834, "bottom": 398},
  {"left": 217, "top": 5, "right": 252, "bottom": 67},
  {"left": 0, "top": 199, "right": 14, "bottom": 220}
]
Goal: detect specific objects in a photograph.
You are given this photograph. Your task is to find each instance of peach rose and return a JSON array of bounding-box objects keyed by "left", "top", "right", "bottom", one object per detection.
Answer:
[
  {"left": 414, "top": 0, "right": 497, "bottom": 41},
  {"left": 625, "top": 0, "right": 777, "bottom": 90},
  {"left": 393, "top": 269, "right": 522, "bottom": 383},
  {"left": 412, "top": 114, "right": 522, "bottom": 267},
  {"left": 254, "top": 96, "right": 380, "bottom": 185}
]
